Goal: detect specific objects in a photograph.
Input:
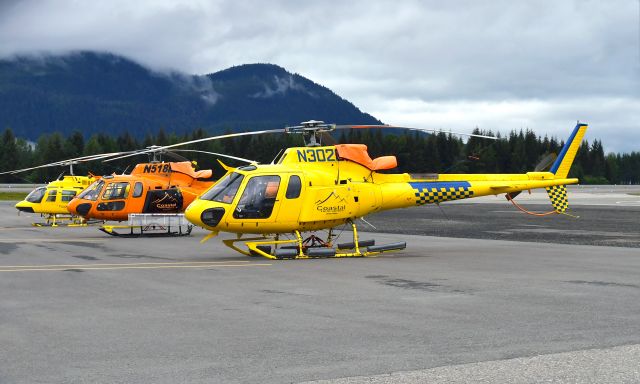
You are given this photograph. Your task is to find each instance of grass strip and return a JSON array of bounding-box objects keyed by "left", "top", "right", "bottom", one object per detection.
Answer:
[{"left": 0, "top": 192, "right": 28, "bottom": 201}]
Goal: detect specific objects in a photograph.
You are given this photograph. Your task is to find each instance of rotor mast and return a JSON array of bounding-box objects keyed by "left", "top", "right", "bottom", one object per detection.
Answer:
[
  {"left": 285, "top": 120, "right": 336, "bottom": 147},
  {"left": 146, "top": 145, "right": 163, "bottom": 162}
]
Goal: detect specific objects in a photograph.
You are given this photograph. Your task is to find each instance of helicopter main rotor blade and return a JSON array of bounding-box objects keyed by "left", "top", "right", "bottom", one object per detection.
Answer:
[
  {"left": 333, "top": 124, "right": 498, "bottom": 140},
  {"left": 0, "top": 151, "right": 137, "bottom": 175},
  {"left": 170, "top": 149, "right": 257, "bottom": 164},
  {"left": 103, "top": 128, "right": 284, "bottom": 163},
  {"left": 161, "top": 151, "right": 191, "bottom": 162},
  {"left": 5, "top": 122, "right": 495, "bottom": 175},
  {"left": 101, "top": 149, "right": 159, "bottom": 163},
  {"left": 101, "top": 146, "right": 195, "bottom": 163},
  {"left": 160, "top": 129, "right": 285, "bottom": 150}
]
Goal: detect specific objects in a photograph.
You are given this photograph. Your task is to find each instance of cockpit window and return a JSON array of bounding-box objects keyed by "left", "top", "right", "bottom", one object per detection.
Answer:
[
  {"left": 233, "top": 175, "right": 280, "bottom": 219},
  {"left": 46, "top": 189, "right": 58, "bottom": 202},
  {"left": 25, "top": 187, "right": 46, "bottom": 203},
  {"left": 285, "top": 175, "right": 302, "bottom": 199},
  {"left": 102, "top": 182, "right": 130, "bottom": 200},
  {"left": 78, "top": 180, "right": 105, "bottom": 201},
  {"left": 132, "top": 182, "right": 143, "bottom": 198},
  {"left": 200, "top": 172, "right": 244, "bottom": 203},
  {"left": 61, "top": 190, "right": 77, "bottom": 202}
]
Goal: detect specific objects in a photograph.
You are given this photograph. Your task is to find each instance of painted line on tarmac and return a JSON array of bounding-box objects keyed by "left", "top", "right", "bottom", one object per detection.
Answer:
[
  {"left": 0, "top": 227, "right": 44, "bottom": 231},
  {"left": 0, "top": 260, "right": 252, "bottom": 268},
  {"left": 0, "top": 263, "right": 271, "bottom": 272},
  {"left": 0, "top": 238, "right": 107, "bottom": 243}
]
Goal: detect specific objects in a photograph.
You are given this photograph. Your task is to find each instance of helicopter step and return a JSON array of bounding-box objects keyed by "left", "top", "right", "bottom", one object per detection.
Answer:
[{"left": 99, "top": 213, "right": 194, "bottom": 237}]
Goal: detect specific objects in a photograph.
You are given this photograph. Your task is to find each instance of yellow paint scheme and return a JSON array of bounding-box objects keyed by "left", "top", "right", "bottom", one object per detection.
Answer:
[
  {"left": 15, "top": 175, "right": 97, "bottom": 215},
  {"left": 185, "top": 144, "right": 580, "bottom": 236},
  {"left": 183, "top": 123, "right": 587, "bottom": 259}
]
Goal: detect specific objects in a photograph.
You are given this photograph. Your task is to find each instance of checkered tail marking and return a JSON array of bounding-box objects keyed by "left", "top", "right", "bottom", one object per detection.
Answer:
[
  {"left": 410, "top": 182, "right": 473, "bottom": 205},
  {"left": 545, "top": 185, "right": 568, "bottom": 213}
]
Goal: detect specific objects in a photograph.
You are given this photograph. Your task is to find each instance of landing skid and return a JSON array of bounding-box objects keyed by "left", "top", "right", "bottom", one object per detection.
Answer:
[
  {"left": 32, "top": 214, "right": 91, "bottom": 227},
  {"left": 99, "top": 224, "right": 193, "bottom": 237},
  {"left": 222, "top": 222, "right": 406, "bottom": 260}
]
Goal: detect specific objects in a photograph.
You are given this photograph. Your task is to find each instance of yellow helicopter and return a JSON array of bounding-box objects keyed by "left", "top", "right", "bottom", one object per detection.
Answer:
[
  {"left": 3, "top": 152, "right": 123, "bottom": 226},
  {"left": 172, "top": 120, "right": 588, "bottom": 259},
  {"left": 2, "top": 145, "right": 252, "bottom": 231}
]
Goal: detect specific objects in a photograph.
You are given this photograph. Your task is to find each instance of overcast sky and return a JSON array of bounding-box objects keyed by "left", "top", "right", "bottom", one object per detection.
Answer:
[{"left": 0, "top": 0, "right": 638, "bottom": 152}]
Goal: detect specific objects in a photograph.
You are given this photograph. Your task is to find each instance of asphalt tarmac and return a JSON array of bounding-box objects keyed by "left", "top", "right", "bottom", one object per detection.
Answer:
[
  {"left": 366, "top": 185, "right": 640, "bottom": 248},
  {"left": 0, "top": 186, "right": 639, "bottom": 383}
]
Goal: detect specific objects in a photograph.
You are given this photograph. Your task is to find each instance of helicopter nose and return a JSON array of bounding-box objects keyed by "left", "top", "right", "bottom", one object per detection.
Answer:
[
  {"left": 15, "top": 200, "right": 35, "bottom": 213},
  {"left": 185, "top": 200, "right": 225, "bottom": 230},
  {"left": 67, "top": 198, "right": 91, "bottom": 217}
]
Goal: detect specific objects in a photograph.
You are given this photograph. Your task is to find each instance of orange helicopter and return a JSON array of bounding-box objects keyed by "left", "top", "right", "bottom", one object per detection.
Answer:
[{"left": 65, "top": 146, "right": 254, "bottom": 236}]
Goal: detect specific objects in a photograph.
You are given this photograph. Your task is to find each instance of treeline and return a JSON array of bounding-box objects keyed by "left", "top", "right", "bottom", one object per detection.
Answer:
[{"left": 1, "top": 127, "right": 638, "bottom": 184}]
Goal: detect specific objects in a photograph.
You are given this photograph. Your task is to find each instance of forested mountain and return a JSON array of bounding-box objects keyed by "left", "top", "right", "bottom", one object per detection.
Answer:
[{"left": 0, "top": 51, "right": 379, "bottom": 139}]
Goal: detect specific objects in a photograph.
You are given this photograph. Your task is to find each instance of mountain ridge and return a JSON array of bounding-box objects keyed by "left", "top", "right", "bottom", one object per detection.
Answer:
[{"left": 0, "top": 51, "right": 380, "bottom": 139}]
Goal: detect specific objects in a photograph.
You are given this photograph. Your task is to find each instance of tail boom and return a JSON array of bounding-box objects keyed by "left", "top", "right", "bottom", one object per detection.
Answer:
[
  {"left": 377, "top": 174, "right": 578, "bottom": 211},
  {"left": 375, "top": 122, "right": 587, "bottom": 213}
]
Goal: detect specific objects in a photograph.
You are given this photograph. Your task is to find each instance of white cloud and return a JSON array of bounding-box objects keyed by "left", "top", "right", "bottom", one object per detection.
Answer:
[
  {"left": 0, "top": 0, "right": 638, "bottom": 151},
  {"left": 169, "top": 72, "right": 220, "bottom": 105},
  {"left": 364, "top": 96, "right": 640, "bottom": 153},
  {"left": 251, "top": 75, "right": 314, "bottom": 98}
]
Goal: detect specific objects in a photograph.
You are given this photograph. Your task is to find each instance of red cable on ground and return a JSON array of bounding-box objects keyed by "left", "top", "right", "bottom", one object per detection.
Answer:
[{"left": 506, "top": 195, "right": 558, "bottom": 217}]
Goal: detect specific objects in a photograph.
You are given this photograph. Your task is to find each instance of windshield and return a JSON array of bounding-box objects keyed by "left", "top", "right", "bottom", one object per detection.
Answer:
[
  {"left": 77, "top": 180, "right": 105, "bottom": 201},
  {"left": 102, "top": 182, "right": 130, "bottom": 200},
  {"left": 25, "top": 187, "right": 46, "bottom": 203},
  {"left": 200, "top": 172, "right": 244, "bottom": 203}
]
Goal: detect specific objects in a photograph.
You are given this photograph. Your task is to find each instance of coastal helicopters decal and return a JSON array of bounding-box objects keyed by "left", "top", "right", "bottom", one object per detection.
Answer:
[{"left": 135, "top": 120, "right": 588, "bottom": 259}]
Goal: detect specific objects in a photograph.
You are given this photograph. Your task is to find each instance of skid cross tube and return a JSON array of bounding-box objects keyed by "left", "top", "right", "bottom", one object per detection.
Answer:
[
  {"left": 220, "top": 221, "right": 406, "bottom": 260},
  {"left": 33, "top": 213, "right": 87, "bottom": 227}
]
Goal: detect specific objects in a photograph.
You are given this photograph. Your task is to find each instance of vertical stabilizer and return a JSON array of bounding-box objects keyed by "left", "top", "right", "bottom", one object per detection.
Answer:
[{"left": 550, "top": 123, "right": 588, "bottom": 178}]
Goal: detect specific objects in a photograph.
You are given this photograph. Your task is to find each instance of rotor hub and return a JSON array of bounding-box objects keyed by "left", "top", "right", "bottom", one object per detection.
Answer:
[{"left": 285, "top": 120, "right": 336, "bottom": 146}]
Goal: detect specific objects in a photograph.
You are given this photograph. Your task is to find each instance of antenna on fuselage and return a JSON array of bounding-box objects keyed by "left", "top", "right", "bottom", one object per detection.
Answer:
[{"left": 270, "top": 148, "right": 284, "bottom": 164}]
